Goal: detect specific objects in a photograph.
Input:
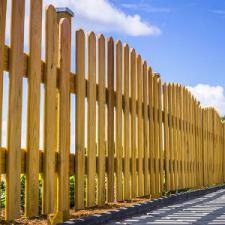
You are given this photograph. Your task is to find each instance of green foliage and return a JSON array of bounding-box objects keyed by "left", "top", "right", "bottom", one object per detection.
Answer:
[
  {"left": 1, "top": 179, "right": 5, "bottom": 208},
  {"left": 222, "top": 116, "right": 225, "bottom": 121},
  {"left": 70, "top": 176, "right": 75, "bottom": 208},
  {"left": 0, "top": 175, "right": 74, "bottom": 211}
]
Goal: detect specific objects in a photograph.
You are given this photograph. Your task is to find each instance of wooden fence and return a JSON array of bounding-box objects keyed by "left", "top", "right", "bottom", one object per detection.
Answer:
[{"left": 0, "top": 0, "right": 225, "bottom": 222}]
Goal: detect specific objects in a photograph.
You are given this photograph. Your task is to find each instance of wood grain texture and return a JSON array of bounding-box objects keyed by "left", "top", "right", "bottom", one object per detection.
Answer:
[
  {"left": 107, "top": 37, "right": 115, "bottom": 203},
  {"left": 0, "top": 0, "right": 6, "bottom": 147},
  {"left": 143, "top": 61, "right": 149, "bottom": 196},
  {"left": 115, "top": 40, "right": 123, "bottom": 201},
  {"left": 6, "top": 0, "right": 25, "bottom": 220},
  {"left": 148, "top": 69, "right": 155, "bottom": 195},
  {"left": 25, "top": 0, "right": 42, "bottom": 217},
  {"left": 87, "top": 32, "right": 97, "bottom": 207},
  {"left": 57, "top": 18, "right": 71, "bottom": 219},
  {"left": 0, "top": 0, "right": 6, "bottom": 219},
  {"left": 158, "top": 79, "right": 163, "bottom": 194},
  {"left": 153, "top": 75, "right": 159, "bottom": 195},
  {"left": 97, "top": 34, "right": 106, "bottom": 206},
  {"left": 42, "top": 5, "right": 57, "bottom": 215},
  {"left": 123, "top": 44, "right": 130, "bottom": 200},
  {"left": 163, "top": 84, "right": 170, "bottom": 191},
  {"left": 75, "top": 29, "right": 85, "bottom": 210},
  {"left": 168, "top": 84, "right": 174, "bottom": 190},
  {"left": 172, "top": 84, "right": 178, "bottom": 190},
  {"left": 137, "top": 55, "right": 144, "bottom": 197},
  {"left": 130, "top": 49, "right": 137, "bottom": 198}
]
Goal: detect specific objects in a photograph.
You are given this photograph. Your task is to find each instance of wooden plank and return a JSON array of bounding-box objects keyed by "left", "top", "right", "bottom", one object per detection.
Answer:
[
  {"left": 115, "top": 40, "right": 123, "bottom": 201},
  {"left": 168, "top": 84, "right": 174, "bottom": 190},
  {"left": 176, "top": 85, "right": 181, "bottom": 189},
  {"left": 137, "top": 55, "right": 144, "bottom": 197},
  {"left": 75, "top": 29, "right": 85, "bottom": 210},
  {"left": 0, "top": 0, "right": 6, "bottom": 218},
  {"left": 42, "top": 5, "right": 57, "bottom": 215},
  {"left": 25, "top": 0, "right": 42, "bottom": 217},
  {"left": 143, "top": 61, "right": 149, "bottom": 196},
  {"left": 87, "top": 32, "right": 97, "bottom": 207},
  {"left": 153, "top": 75, "right": 160, "bottom": 195},
  {"left": 123, "top": 44, "right": 130, "bottom": 200},
  {"left": 180, "top": 86, "right": 185, "bottom": 189},
  {"left": 57, "top": 18, "right": 71, "bottom": 219},
  {"left": 107, "top": 37, "right": 115, "bottom": 203},
  {"left": 158, "top": 79, "right": 163, "bottom": 194},
  {"left": 130, "top": 49, "right": 137, "bottom": 198},
  {"left": 163, "top": 84, "right": 170, "bottom": 191},
  {"left": 97, "top": 34, "right": 106, "bottom": 206},
  {"left": 172, "top": 84, "right": 178, "bottom": 190},
  {"left": 183, "top": 89, "right": 186, "bottom": 187},
  {"left": 148, "top": 69, "right": 155, "bottom": 195},
  {"left": 6, "top": 0, "right": 25, "bottom": 220},
  {"left": 0, "top": 0, "right": 6, "bottom": 147},
  {"left": 187, "top": 91, "right": 190, "bottom": 188}
]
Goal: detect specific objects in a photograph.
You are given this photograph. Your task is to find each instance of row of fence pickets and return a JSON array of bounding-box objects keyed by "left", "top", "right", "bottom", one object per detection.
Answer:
[{"left": 0, "top": 0, "right": 225, "bottom": 222}]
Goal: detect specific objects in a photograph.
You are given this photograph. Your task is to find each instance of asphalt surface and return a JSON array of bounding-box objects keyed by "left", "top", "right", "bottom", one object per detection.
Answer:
[{"left": 107, "top": 189, "right": 225, "bottom": 225}]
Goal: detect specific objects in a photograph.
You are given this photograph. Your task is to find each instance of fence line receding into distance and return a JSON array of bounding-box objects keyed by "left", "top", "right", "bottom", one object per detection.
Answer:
[{"left": 0, "top": 0, "right": 225, "bottom": 222}]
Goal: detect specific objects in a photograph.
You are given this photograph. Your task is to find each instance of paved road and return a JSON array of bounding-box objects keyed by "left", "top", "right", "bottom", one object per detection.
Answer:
[{"left": 107, "top": 189, "right": 225, "bottom": 225}]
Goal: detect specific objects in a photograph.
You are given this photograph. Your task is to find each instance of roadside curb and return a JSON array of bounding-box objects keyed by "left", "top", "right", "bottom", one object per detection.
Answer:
[{"left": 58, "top": 184, "right": 225, "bottom": 225}]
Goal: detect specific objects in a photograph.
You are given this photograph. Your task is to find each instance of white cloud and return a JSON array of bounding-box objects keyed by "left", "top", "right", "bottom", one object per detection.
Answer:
[
  {"left": 210, "top": 10, "right": 225, "bottom": 15},
  {"left": 121, "top": 3, "right": 171, "bottom": 13},
  {"left": 187, "top": 84, "right": 225, "bottom": 116},
  {"left": 43, "top": 0, "right": 161, "bottom": 36}
]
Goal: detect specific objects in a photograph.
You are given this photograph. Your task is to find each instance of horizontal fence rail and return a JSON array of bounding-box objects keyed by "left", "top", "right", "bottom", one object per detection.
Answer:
[{"left": 0, "top": 0, "right": 225, "bottom": 222}]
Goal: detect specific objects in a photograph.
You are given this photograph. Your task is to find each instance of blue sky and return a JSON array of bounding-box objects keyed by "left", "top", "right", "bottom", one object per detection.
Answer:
[
  {"left": 3, "top": 0, "right": 225, "bottom": 150},
  {"left": 42, "top": 0, "right": 225, "bottom": 115},
  {"left": 112, "top": 0, "right": 225, "bottom": 87}
]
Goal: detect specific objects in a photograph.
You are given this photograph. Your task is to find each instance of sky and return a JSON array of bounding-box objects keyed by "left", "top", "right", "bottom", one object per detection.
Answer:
[
  {"left": 41, "top": 0, "right": 225, "bottom": 115},
  {"left": 2, "top": 0, "right": 225, "bottom": 150}
]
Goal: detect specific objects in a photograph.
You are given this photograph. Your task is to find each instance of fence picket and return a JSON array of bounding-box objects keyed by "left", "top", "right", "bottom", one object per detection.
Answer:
[
  {"left": 0, "top": 0, "right": 6, "bottom": 218},
  {"left": 168, "top": 84, "right": 174, "bottom": 190},
  {"left": 42, "top": 5, "right": 57, "bottom": 215},
  {"left": 130, "top": 49, "right": 137, "bottom": 198},
  {"left": 149, "top": 72, "right": 155, "bottom": 195},
  {"left": 158, "top": 79, "right": 163, "bottom": 194},
  {"left": 153, "top": 75, "right": 160, "bottom": 195},
  {"left": 0, "top": 0, "right": 6, "bottom": 148},
  {"left": 116, "top": 40, "right": 123, "bottom": 201},
  {"left": 123, "top": 44, "right": 130, "bottom": 200},
  {"left": 87, "top": 32, "right": 97, "bottom": 207},
  {"left": 75, "top": 29, "right": 85, "bottom": 210},
  {"left": 6, "top": 0, "right": 25, "bottom": 220},
  {"left": 25, "top": 0, "right": 42, "bottom": 217},
  {"left": 107, "top": 37, "right": 115, "bottom": 203},
  {"left": 163, "top": 84, "right": 170, "bottom": 191},
  {"left": 143, "top": 61, "right": 149, "bottom": 196},
  {"left": 137, "top": 55, "right": 144, "bottom": 197},
  {"left": 97, "top": 34, "right": 106, "bottom": 206}
]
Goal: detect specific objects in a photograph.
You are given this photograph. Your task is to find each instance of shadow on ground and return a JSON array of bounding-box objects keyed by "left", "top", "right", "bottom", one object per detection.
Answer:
[{"left": 107, "top": 189, "right": 225, "bottom": 225}]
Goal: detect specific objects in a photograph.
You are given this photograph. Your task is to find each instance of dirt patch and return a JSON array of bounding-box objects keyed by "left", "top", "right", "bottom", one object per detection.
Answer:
[{"left": 0, "top": 197, "right": 150, "bottom": 224}]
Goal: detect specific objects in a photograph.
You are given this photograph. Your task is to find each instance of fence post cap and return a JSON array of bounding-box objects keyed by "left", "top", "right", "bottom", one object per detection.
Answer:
[{"left": 56, "top": 7, "right": 74, "bottom": 17}]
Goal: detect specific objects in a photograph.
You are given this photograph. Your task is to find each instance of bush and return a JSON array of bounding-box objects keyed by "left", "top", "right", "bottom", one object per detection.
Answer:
[{"left": 0, "top": 175, "right": 75, "bottom": 211}]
